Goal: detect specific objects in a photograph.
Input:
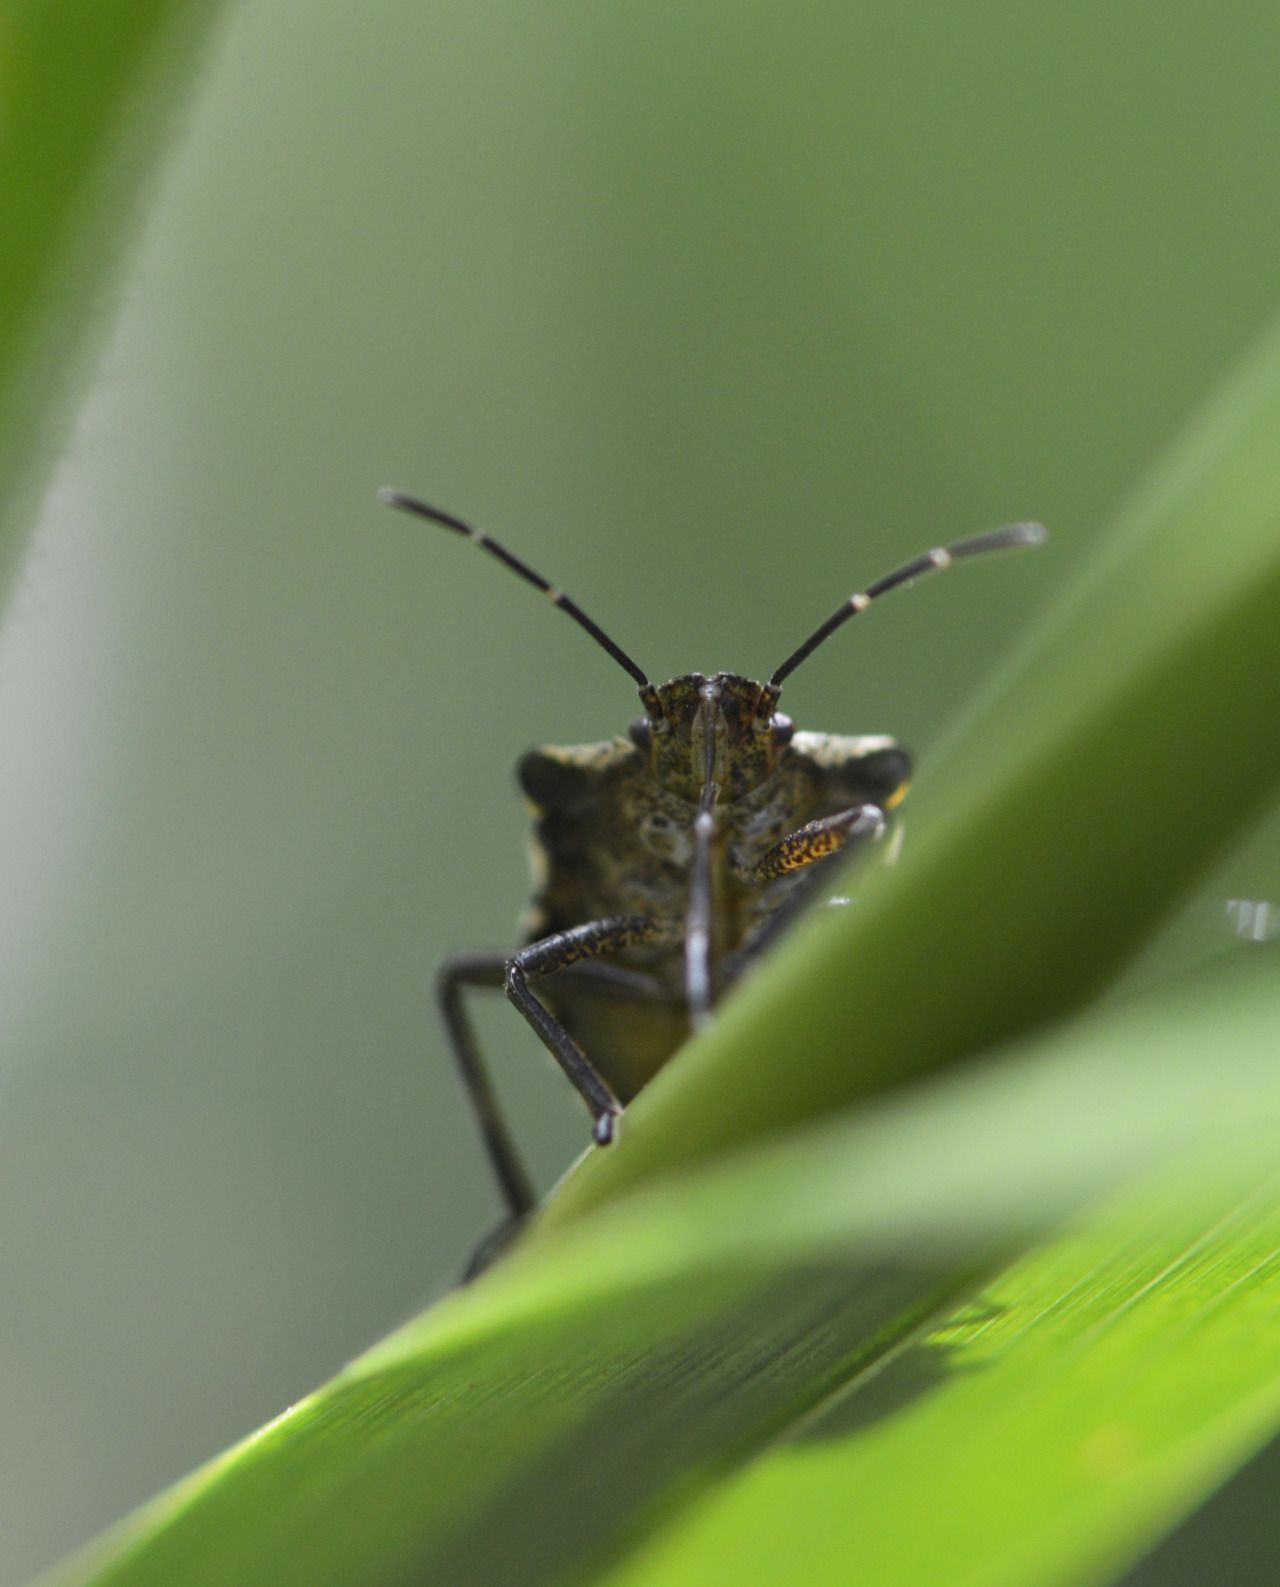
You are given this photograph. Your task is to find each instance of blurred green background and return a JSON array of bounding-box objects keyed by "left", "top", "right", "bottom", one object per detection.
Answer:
[{"left": 4, "top": 2, "right": 1280, "bottom": 1581}]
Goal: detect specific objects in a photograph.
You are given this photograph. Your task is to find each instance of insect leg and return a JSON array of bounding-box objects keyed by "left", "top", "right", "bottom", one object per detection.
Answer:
[
  {"left": 720, "top": 805, "right": 888, "bottom": 982},
  {"left": 437, "top": 954, "right": 538, "bottom": 1219},
  {"left": 750, "top": 804, "right": 886, "bottom": 884},
  {"left": 507, "top": 914, "right": 677, "bottom": 1146}
]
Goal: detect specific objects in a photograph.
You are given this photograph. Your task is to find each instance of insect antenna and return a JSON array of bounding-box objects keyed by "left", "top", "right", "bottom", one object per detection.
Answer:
[
  {"left": 762, "top": 521, "right": 1046, "bottom": 705},
  {"left": 380, "top": 488, "right": 653, "bottom": 690}
]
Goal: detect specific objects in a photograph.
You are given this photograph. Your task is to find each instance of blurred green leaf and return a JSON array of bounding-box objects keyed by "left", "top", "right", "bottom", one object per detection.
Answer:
[
  {"left": 12, "top": 12, "right": 1280, "bottom": 1585},
  {"left": 0, "top": 0, "right": 228, "bottom": 591},
  {"left": 541, "top": 314, "right": 1280, "bottom": 1229},
  {"left": 47, "top": 948, "right": 1280, "bottom": 1587}
]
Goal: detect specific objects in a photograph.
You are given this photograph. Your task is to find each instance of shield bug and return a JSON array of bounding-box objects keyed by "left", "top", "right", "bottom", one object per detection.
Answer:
[{"left": 381, "top": 487, "right": 1044, "bottom": 1241}]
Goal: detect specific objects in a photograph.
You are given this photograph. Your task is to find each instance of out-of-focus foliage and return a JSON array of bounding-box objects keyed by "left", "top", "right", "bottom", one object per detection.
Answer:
[
  {"left": 50, "top": 949, "right": 1280, "bottom": 1587},
  {"left": 0, "top": 1, "right": 228, "bottom": 590},
  {"left": 6, "top": 4, "right": 1280, "bottom": 1584},
  {"left": 541, "top": 317, "right": 1280, "bottom": 1225}
]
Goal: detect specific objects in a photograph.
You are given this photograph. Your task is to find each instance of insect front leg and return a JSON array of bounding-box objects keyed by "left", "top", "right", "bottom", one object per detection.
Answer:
[
  {"left": 750, "top": 803, "right": 886, "bottom": 884},
  {"left": 506, "top": 914, "right": 677, "bottom": 1146},
  {"left": 722, "top": 804, "right": 888, "bottom": 981},
  {"left": 439, "top": 946, "right": 672, "bottom": 1282}
]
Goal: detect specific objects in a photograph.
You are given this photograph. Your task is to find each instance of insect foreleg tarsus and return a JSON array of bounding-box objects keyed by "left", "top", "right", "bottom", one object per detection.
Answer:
[
  {"left": 750, "top": 803, "right": 886, "bottom": 883},
  {"left": 720, "top": 804, "right": 888, "bottom": 980},
  {"left": 506, "top": 914, "right": 678, "bottom": 1146}
]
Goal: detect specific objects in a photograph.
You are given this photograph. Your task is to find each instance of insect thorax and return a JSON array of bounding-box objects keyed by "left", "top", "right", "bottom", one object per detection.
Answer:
[{"left": 519, "top": 707, "right": 910, "bottom": 985}]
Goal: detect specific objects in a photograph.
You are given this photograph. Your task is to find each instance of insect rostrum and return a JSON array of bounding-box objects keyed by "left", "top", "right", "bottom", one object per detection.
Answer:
[{"left": 381, "top": 488, "right": 1044, "bottom": 1239}]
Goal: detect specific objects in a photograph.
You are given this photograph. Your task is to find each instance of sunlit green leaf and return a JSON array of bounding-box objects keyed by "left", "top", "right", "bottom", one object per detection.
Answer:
[{"left": 48, "top": 950, "right": 1280, "bottom": 1587}]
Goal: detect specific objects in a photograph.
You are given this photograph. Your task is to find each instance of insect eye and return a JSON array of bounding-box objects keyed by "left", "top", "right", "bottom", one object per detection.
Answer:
[
  {"left": 629, "top": 718, "right": 651, "bottom": 750},
  {"left": 771, "top": 714, "right": 794, "bottom": 746}
]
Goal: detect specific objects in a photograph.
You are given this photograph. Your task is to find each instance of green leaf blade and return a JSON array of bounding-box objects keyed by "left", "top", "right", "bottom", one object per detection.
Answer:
[
  {"left": 597, "top": 1188, "right": 1280, "bottom": 1587},
  {"left": 540, "top": 318, "right": 1280, "bottom": 1229},
  {"left": 46, "top": 950, "right": 1280, "bottom": 1587}
]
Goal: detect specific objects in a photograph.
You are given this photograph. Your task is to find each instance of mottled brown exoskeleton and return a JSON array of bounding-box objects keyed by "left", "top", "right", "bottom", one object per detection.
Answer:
[{"left": 381, "top": 488, "right": 1044, "bottom": 1236}]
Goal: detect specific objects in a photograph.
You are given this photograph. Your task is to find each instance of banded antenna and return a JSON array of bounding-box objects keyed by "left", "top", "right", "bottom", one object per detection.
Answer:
[
  {"left": 763, "top": 521, "right": 1047, "bottom": 703},
  {"left": 380, "top": 489, "right": 652, "bottom": 690}
]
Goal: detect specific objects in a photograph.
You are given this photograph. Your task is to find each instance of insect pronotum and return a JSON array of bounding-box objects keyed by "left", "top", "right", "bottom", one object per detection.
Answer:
[{"left": 381, "top": 487, "right": 1045, "bottom": 1236}]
